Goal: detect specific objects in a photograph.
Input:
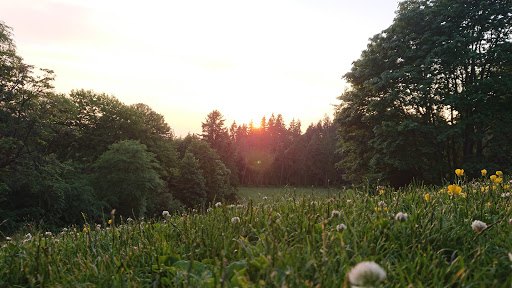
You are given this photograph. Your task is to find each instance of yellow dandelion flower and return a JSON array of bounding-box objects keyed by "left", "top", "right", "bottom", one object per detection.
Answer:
[
  {"left": 448, "top": 185, "right": 462, "bottom": 195},
  {"left": 379, "top": 189, "right": 385, "bottom": 195},
  {"left": 490, "top": 175, "right": 497, "bottom": 182},
  {"left": 481, "top": 169, "right": 487, "bottom": 176},
  {"left": 425, "top": 193, "right": 430, "bottom": 202},
  {"left": 487, "top": 202, "right": 491, "bottom": 207},
  {"left": 495, "top": 178, "right": 503, "bottom": 184},
  {"left": 496, "top": 171, "right": 503, "bottom": 177},
  {"left": 108, "top": 219, "right": 112, "bottom": 225},
  {"left": 455, "top": 169, "right": 464, "bottom": 176}
]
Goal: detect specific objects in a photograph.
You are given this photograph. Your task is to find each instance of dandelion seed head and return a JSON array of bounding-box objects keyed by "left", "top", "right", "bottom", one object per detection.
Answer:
[
  {"left": 336, "top": 223, "right": 347, "bottom": 231},
  {"left": 472, "top": 220, "right": 487, "bottom": 233},
  {"left": 348, "top": 261, "right": 386, "bottom": 287},
  {"left": 395, "top": 212, "right": 408, "bottom": 221}
]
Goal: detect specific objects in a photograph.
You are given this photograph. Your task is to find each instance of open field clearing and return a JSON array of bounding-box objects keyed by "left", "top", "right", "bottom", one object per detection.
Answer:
[{"left": 1, "top": 172, "right": 512, "bottom": 287}]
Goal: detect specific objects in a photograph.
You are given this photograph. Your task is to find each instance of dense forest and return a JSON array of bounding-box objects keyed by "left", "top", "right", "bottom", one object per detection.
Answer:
[
  {"left": 0, "top": 20, "right": 340, "bottom": 232},
  {"left": 2, "top": 0, "right": 512, "bottom": 231},
  {"left": 336, "top": 0, "right": 512, "bottom": 187}
]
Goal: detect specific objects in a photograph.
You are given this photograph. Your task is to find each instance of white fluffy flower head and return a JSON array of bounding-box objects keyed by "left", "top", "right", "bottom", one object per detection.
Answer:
[
  {"left": 395, "top": 212, "right": 408, "bottom": 222},
  {"left": 471, "top": 220, "right": 487, "bottom": 233},
  {"left": 331, "top": 210, "right": 341, "bottom": 218},
  {"left": 215, "top": 202, "right": 222, "bottom": 208},
  {"left": 348, "top": 261, "right": 386, "bottom": 287},
  {"left": 162, "top": 210, "right": 170, "bottom": 218},
  {"left": 231, "top": 217, "right": 240, "bottom": 224},
  {"left": 336, "top": 223, "right": 347, "bottom": 231}
]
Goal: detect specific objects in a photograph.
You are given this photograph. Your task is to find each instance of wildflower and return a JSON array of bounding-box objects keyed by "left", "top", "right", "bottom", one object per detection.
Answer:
[
  {"left": 162, "top": 211, "right": 170, "bottom": 218},
  {"left": 490, "top": 175, "right": 497, "bottom": 182},
  {"left": 231, "top": 217, "right": 240, "bottom": 224},
  {"left": 215, "top": 202, "right": 222, "bottom": 208},
  {"left": 331, "top": 210, "right": 341, "bottom": 218},
  {"left": 336, "top": 223, "right": 347, "bottom": 231},
  {"left": 262, "top": 196, "right": 268, "bottom": 201},
  {"left": 229, "top": 204, "right": 235, "bottom": 208},
  {"left": 62, "top": 228, "right": 68, "bottom": 232},
  {"left": 83, "top": 227, "right": 89, "bottom": 233},
  {"left": 275, "top": 213, "right": 281, "bottom": 219},
  {"left": 455, "top": 169, "right": 464, "bottom": 177},
  {"left": 25, "top": 233, "right": 32, "bottom": 240},
  {"left": 471, "top": 220, "right": 487, "bottom": 233},
  {"left": 348, "top": 261, "right": 386, "bottom": 288},
  {"left": 495, "top": 177, "right": 503, "bottom": 184},
  {"left": 424, "top": 193, "right": 429, "bottom": 202},
  {"left": 501, "top": 193, "right": 510, "bottom": 198},
  {"left": 447, "top": 185, "right": 462, "bottom": 195},
  {"left": 378, "top": 201, "right": 387, "bottom": 207},
  {"left": 461, "top": 193, "right": 467, "bottom": 198},
  {"left": 108, "top": 219, "right": 113, "bottom": 224},
  {"left": 395, "top": 212, "right": 408, "bottom": 221},
  {"left": 96, "top": 224, "right": 101, "bottom": 230},
  {"left": 207, "top": 208, "right": 213, "bottom": 213},
  {"left": 496, "top": 171, "right": 503, "bottom": 177},
  {"left": 487, "top": 202, "right": 491, "bottom": 207},
  {"left": 127, "top": 217, "right": 133, "bottom": 222},
  {"left": 347, "top": 199, "right": 352, "bottom": 203},
  {"left": 481, "top": 169, "right": 487, "bottom": 176},
  {"left": 45, "top": 232, "right": 52, "bottom": 236},
  {"left": 5, "top": 237, "right": 11, "bottom": 241}
]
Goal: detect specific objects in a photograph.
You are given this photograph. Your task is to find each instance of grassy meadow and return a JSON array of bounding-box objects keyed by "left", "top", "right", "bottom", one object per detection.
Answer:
[{"left": 1, "top": 171, "right": 512, "bottom": 287}]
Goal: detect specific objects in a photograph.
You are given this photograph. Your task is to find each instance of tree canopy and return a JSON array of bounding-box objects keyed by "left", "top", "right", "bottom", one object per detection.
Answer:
[{"left": 335, "top": 0, "right": 512, "bottom": 186}]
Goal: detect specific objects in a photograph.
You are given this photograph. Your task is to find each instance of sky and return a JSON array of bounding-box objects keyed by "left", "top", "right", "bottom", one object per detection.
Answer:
[{"left": 1, "top": 0, "right": 400, "bottom": 137}]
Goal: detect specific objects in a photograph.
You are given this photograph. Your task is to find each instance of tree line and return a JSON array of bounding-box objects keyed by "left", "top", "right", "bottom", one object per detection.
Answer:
[
  {"left": 0, "top": 20, "right": 340, "bottom": 232},
  {"left": 199, "top": 110, "right": 342, "bottom": 188},
  {"left": 0, "top": 20, "right": 239, "bottom": 232},
  {"left": 335, "top": 0, "right": 512, "bottom": 187}
]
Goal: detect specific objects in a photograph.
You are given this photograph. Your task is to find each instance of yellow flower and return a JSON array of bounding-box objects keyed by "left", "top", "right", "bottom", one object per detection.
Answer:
[
  {"left": 481, "top": 169, "right": 487, "bottom": 176},
  {"left": 425, "top": 193, "right": 430, "bottom": 202},
  {"left": 490, "top": 175, "right": 497, "bottom": 182},
  {"left": 447, "top": 185, "right": 462, "bottom": 195},
  {"left": 108, "top": 219, "right": 112, "bottom": 225},
  {"left": 379, "top": 189, "right": 385, "bottom": 195},
  {"left": 496, "top": 171, "right": 503, "bottom": 177},
  {"left": 487, "top": 202, "right": 491, "bottom": 207},
  {"left": 455, "top": 169, "right": 464, "bottom": 177},
  {"left": 461, "top": 193, "right": 467, "bottom": 198},
  {"left": 495, "top": 178, "right": 503, "bottom": 184}
]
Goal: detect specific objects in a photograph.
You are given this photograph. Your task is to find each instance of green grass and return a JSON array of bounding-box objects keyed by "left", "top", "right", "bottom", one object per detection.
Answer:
[
  {"left": 236, "top": 186, "right": 337, "bottom": 203},
  {"left": 1, "top": 176, "right": 512, "bottom": 287}
]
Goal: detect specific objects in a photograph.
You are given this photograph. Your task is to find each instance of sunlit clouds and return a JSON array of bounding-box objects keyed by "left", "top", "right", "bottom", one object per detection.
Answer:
[{"left": 1, "top": 0, "right": 399, "bottom": 136}]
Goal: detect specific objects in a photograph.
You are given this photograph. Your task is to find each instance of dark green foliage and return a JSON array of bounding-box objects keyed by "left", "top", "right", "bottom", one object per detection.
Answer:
[
  {"left": 174, "top": 152, "right": 207, "bottom": 207},
  {"left": 92, "top": 140, "right": 166, "bottom": 218},
  {"left": 336, "top": 0, "right": 512, "bottom": 186}
]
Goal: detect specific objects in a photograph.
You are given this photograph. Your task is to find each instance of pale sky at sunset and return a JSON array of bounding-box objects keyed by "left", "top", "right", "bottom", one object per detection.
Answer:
[{"left": 1, "top": 0, "right": 400, "bottom": 137}]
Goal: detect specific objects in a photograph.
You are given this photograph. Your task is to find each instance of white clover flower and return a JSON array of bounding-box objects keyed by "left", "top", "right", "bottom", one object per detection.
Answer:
[
  {"left": 207, "top": 208, "right": 213, "bottom": 213},
  {"left": 45, "top": 231, "right": 52, "bottom": 236},
  {"left": 215, "top": 202, "right": 222, "bottom": 208},
  {"left": 331, "top": 210, "right": 341, "bottom": 218},
  {"left": 336, "top": 223, "right": 347, "bottom": 231},
  {"left": 62, "top": 228, "right": 68, "bottom": 232},
  {"left": 229, "top": 204, "right": 234, "bottom": 208},
  {"left": 127, "top": 217, "right": 133, "bottom": 222},
  {"left": 501, "top": 193, "right": 510, "bottom": 197},
  {"left": 231, "top": 217, "right": 240, "bottom": 224},
  {"left": 472, "top": 220, "right": 487, "bottom": 233},
  {"left": 395, "top": 212, "right": 408, "bottom": 222},
  {"left": 5, "top": 237, "right": 12, "bottom": 241},
  {"left": 263, "top": 196, "right": 268, "bottom": 201},
  {"left": 96, "top": 224, "right": 101, "bottom": 230},
  {"left": 25, "top": 233, "right": 32, "bottom": 240},
  {"left": 162, "top": 210, "right": 170, "bottom": 218},
  {"left": 347, "top": 199, "right": 352, "bottom": 203},
  {"left": 348, "top": 261, "right": 386, "bottom": 288}
]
